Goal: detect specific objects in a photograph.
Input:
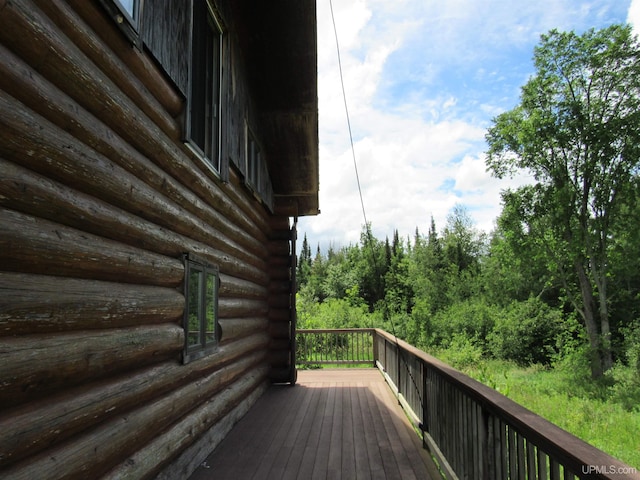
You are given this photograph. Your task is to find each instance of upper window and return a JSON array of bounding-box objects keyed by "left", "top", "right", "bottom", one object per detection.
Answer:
[
  {"left": 246, "top": 127, "right": 262, "bottom": 194},
  {"left": 245, "top": 122, "right": 274, "bottom": 211},
  {"left": 186, "top": 0, "right": 224, "bottom": 174},
  {"left": 183, "top": 254, "right": 220, "bottom": 363}
]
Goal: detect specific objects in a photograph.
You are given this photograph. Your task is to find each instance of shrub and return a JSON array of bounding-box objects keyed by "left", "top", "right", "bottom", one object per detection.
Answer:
[
  {"left": 430, "top": 299, "right": 497, "bottom": 353},
  {"left": 488, "top": 297, "right": 565, "bottom": 365},
  {"left": 436, "top": 334, "right": 484, "bottom": 368}
]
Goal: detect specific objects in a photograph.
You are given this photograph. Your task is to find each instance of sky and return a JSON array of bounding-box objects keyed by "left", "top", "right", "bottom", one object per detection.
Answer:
[{"left": 297, "top": 0, "right": 640, "bottom": 252}]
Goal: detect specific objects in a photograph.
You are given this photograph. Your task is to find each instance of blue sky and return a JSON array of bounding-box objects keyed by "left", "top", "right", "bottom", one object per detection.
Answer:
[{"left": 297, "top": 0, "right": 640, "bottom": 252}]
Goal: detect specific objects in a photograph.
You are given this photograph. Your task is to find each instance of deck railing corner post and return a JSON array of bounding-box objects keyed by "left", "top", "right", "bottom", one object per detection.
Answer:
[{"left": 372, "top": 329, "right": 379, "bottom": 367}]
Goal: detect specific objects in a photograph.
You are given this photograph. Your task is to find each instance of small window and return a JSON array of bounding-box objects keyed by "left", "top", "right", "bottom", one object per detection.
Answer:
[
  {"left": 183, "top": 254, "right": 219, "bottom": 363},
  {"left": 186, "top": 0, "right": 223, "bottom": 174}
]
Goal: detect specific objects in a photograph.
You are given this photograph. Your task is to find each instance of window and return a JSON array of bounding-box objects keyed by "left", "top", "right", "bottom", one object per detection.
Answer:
[
  {"left": 98, "top": 0, "right": 141, "bottom": 44},
  {"left": 183, "top": 254, "right": 219, "bottom": 363},
  {"left": 117, "top": 0, "right": 137, "bottom": 19},
  {"left": 246, "top": 126, "right": 262, "bottom": 194},
  {"left": 186, "top": 0, "right": 223, "bottom": 173},
  {"left": 245, "top": 122, "right": 274, "bottom": 211}
]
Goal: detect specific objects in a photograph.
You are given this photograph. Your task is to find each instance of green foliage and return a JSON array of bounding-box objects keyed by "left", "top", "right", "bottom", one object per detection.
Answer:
[
  {"left": 433, "top": 334, "right": 485, "bottom": 369},
  {"left": 429, "top": 299, "right": 497, "bottom": 353},
  {"left": 485, "top": 24, "right": 640, "bottom": 378},
  {"left": 297, "top": 293, "right": 375, "bottom": 330},
  {"left": 488, "top": 297, "right": 565, "bottom": 365}
]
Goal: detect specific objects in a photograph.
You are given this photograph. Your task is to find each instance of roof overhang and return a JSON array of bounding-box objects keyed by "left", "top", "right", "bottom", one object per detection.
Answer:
[{"left": 234, "top": 0, "right": 320, "bottom": 217}]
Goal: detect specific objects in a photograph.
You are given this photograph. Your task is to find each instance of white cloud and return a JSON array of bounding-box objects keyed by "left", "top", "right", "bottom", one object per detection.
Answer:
[
  {"left": 628, "top": 0, "right": 640, "bottom": 34},
  {"left": 298, "top": 0, "right": 632, "bottom": 252}
]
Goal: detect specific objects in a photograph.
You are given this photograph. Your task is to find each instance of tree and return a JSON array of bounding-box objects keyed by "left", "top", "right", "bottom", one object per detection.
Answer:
[
  {"left": 486, "top": 25, "right": 640, "bottom": 378},
  {"left": 296, "top": 234, "right": 313, "bottom": 290}
]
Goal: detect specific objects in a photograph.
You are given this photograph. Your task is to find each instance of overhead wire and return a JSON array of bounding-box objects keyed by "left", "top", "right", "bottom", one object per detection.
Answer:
[
  {"left": 328, "top": 0, "right": 369, "bottom": 231},
  {"left": 328, "top": 0, "right": 424, "bottom": 420}
]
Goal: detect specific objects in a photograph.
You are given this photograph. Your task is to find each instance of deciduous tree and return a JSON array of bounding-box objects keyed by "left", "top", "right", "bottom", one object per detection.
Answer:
[{"left": 486, "top": 25, "right": 640, "bottom": 377}]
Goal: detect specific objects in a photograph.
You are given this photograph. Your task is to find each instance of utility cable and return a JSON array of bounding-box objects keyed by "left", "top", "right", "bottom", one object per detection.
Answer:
[
  {"left": 328, "top": 1, "right": 423, "bottom": 419},
  {"left": 329, "top": 0, "right": 369, "bottom": 231}
]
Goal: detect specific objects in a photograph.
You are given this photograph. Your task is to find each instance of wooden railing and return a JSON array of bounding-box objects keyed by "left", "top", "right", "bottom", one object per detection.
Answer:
[
  {"left": 296, "top": 328, "right": 638, "bottom": 480},
  {"left": 296, "top": 328, "right": 376, "bottom": 366}
]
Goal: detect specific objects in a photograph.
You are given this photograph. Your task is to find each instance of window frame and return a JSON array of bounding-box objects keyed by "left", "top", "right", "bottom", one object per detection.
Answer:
[
  {"left": 245, "top": 123, "right": 262, "bottom": 195},
  {"left": 185, "top": 0, "right": 225, "bottom": 176},
  {"left": 244, "top": 120, "right": 275, "bottom": 211},
  {"left": 182, "top": 253, "right": 220, "bottom": 364},
  {"left": 97, "top": 0, "right": 143, "bottom": 46}
]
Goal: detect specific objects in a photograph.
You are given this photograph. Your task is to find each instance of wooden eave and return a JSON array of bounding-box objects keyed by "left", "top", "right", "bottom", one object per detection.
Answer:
[{"left": 233, "top": 0, "right": 320, "bottom": 217}]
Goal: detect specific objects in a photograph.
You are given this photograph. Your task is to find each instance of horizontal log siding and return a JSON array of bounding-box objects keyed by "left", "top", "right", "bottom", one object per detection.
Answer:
[{"left": 0, "top": 0, "right": 286, "bottom": 478}]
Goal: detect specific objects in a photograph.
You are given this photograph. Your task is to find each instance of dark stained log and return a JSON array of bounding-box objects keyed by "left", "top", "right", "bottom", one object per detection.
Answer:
[
  {"left": 268, "top": 269, "right": 292, "bottom": 283},
  {"left": 225, "top": 169, "right": 273, "bottom": 241},
  {"left": 269, "top": 256, "right": 292, "bottom": 271},
  {"left": 0, "top": 0, "right": 178, "bottom": 141},
  {"left": 0, "top": 208, "right": 183, "bottom": 286},
  {"left": 268, "top": 294, "right": 291, "bottom": 310},
  {"left": 269, "top": 309, "right": 290, "bottom": 323},
  {"left": 269, "top": 279, "right": 293, "bottom": 295},
  {"left": 218, "top": 298, "right": 269, "bottom": 319},
  {"left": 0, "top": 334, "right": 269, "bottom": 468},
  {"left": 269, "top": 322, "right": 291, "bottom": 339},
  {"left": 0, "top": 324, "right": 184, "bottom": 408},
  {"left": 0, "top": 158, "right": 269, "bottom": 285},
  {"left": 269, "top": 338, "right": 290, "bottom": 352},
  {"left": 0, "top": 0, "right": 270, "bottom": 247},
  {"left": 33, "top": 0, "right": 181, "bottom": 140},
  {"left": 0, "top": 94, "right": 266, "bottom": 276},
  {"left": 0, "top": 272, "right": 183, "bottom": 335},
  {"left": 105, "top": 367, "right": 269, "bottom": 480},
  {"left": 218, "top": 318, "right": 269, "bottom": 343},
  {"left": 268, "top": 215, "right": 292, "bottom": 235},
  {"left": 0, "top": 45, "right": 265, "bottom": 260},
  {"left": 63, "top": 0, "right": 183, "bottom": 117},
  {"left": 267, "top": 349, "right": 291, "bottom": 367},
  {"left": 219, "top": 273, "right": 268, "bottom": 299},
  {"left": 152, "top": 378, "right": 267, "bottom": 480},
  {"left": 1, "top": 356, "right": 267, "bottom": 479},
  {"left": 269, "top": 366, "right": 293, "bottom": 383},
  {"left": 267, "top": 240, "right": 291, "bottom": 256}
]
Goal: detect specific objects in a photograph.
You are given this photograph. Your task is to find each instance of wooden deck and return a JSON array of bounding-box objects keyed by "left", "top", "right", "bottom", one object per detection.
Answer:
[{"left": 188, "top": 369, "right": 442, "bottom": 480}]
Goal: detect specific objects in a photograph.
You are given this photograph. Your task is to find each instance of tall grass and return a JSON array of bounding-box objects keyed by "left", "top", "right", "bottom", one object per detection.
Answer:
[{"left": 435, "top": 345, "right": 640, "bottom": 469}]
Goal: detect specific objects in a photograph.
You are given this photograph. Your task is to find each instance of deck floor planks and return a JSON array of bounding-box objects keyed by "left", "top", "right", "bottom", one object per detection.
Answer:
[
  {"left": 256, "top": 381, "right": 317, "bottom": 478},
  {"left": 357, "top": 380, "right": 387, "bottom": 480},
  {"left": 372, "top": 380, "right": 436, "bottom": 479},
  {"left": 308, "top": 381, "right": 337, "bottom": 480},
  {"left": 325, "top": 381, "right": 344, "bottom": 480},
  {"left": 189, "top": 369, "right": 441, "bottom": 480},
  {"left": 279, "top": 383, "right": 327, "bottom": 479}
]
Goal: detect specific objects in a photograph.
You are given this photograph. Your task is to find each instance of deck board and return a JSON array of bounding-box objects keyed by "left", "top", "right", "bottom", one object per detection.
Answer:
[{"left": 188, "top": 369, "right": 441, "bottom": 480}]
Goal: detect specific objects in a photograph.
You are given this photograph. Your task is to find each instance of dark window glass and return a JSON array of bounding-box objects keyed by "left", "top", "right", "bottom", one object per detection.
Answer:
[{"left": 188, "top": 0, "right": 222, "bottom": 172}]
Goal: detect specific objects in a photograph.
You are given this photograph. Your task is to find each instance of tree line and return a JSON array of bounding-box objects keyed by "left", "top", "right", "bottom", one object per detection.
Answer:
[{"left": 297, "top": 24, "right": 640, "bottom": 381}]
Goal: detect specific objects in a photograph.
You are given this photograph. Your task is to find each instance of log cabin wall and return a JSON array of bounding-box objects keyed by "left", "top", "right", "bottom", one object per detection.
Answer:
[{"left": 0, "top": 0, "right": 317, "bottom": 478}]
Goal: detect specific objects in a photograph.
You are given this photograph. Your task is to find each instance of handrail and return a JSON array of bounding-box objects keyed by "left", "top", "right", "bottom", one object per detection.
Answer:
[
  {"left": 373, "top": 328, "right": 638, "bottom": 480},
  {"left": 296, "top": 328, "right": 639, "bottom": 480},
  {"left": 296, "top": 328, "right": 376, "bottom": 366}
]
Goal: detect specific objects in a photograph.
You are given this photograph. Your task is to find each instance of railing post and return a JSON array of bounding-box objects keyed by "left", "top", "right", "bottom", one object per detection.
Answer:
[
  {"left": 397, "top": 344, "right": 401, "bottom": 400},
  {"left": 372, "top": 329, "right": 378, "bottom": 367},
  {"left": 422, "top": 361, "right": 428, "bottom": 450}
]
